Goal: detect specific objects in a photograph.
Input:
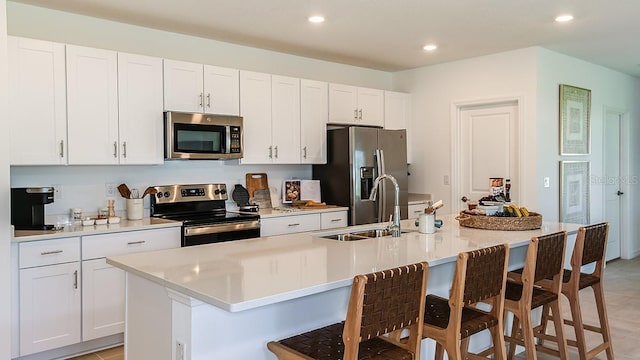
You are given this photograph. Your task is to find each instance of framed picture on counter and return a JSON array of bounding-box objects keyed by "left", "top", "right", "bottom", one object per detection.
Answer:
[
  {"left": 559, "top": 84, "right": 591, "bottom": 155},
  {"left": 560, "top": 160, "right": 590, "bottom": 224}
]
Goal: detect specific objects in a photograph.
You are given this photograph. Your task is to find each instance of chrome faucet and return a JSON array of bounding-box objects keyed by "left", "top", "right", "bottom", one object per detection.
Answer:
[{"left": 369, "top": 174, "right": 401, "bottom": 237}]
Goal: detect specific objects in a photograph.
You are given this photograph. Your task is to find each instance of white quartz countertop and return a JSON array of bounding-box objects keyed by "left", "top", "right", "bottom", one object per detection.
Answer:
[
  {"left": 107, "top": 214, "right": 581, "bottom": 313},
  {"left": 13, "top": 217, "right": 182, "bottom": 242}
]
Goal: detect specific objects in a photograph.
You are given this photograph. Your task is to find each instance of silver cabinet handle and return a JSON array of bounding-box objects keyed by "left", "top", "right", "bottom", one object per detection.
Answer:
[
  {"left": 113, "top": 141, "right": 118, "bottom": 158},
  {"left": 303, "top": 146, "right": 307, "bottom": 159},
  {"left": 268, "top": 146, "right": 273, "bottom": 159},
  {"left": 288, "top": 223, "right": 300, "bottom": 227},
  {"left": 127, "top": 240, "right": 146, "bottom": 245},
  {"left": 40, "top": 250, "right": 63, "bottom": 256},
  {"left": 73, "top": 270, "right": 78, "bottom": 289},
  {"left": 358, "top": 109, "right": 363, "bottom": 120},
  {"left": 199, "top": 93, "right": 203, "bottom": 107},
  {"left": 354, "top": 109, "right": 358, "bottom": 120},
  {"left": 274, "top": 146, "right": 278, "bottom": 158},
  {"left": 330, "top": 218, "right": 342, "bottom": 222},
  {"left": 59, "top": 140, "right": 64, "bottom": 158},
  {"left": 206, "top": 93, "right": 211, "bottom": 108},
  {"left": 122, "top": 141, "right": 127, "bottom": 158}
]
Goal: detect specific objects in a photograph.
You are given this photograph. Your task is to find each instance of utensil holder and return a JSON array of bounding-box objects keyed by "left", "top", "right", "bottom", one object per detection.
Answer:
[
  {"left": 126, "top": 199, "right": 144, "bottom": 220},
  {"left": 418, "top": 213, "right": 436, "bottom": 234}
]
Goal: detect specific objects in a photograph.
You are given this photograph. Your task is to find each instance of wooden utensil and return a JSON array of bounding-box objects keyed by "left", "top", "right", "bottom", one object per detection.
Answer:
[
  {"left": 245, "top": 173, "right": 269, "bottom": 197},
  {"left": 142, "top": 187, "right": 158, "bottom": 198},
  {"left": 117, "top": 184, "right": 131, "bottom": 199}
]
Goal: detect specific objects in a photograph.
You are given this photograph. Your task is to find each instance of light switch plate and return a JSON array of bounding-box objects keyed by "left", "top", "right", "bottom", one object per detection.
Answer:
[{"left": 543, "top": 177, "right": 550, "bottom": 188}]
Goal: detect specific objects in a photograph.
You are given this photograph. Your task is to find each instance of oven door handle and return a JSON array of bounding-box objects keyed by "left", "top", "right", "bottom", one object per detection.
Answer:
[{"left": 184, "top": 221, "right": 261, "bottom": 237}]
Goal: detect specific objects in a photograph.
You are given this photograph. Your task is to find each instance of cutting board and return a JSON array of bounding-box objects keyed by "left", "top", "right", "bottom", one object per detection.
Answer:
[
  {"left": 245, "top": 173, "right": 269, "bottom": 197},
  {"left": 253, "top": 188, "right": 272, "bottom": 209}
]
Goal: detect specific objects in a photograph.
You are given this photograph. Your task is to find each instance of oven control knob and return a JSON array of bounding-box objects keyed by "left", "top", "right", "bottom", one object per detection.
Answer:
[
  {"left": 220, "top": 189, "right": 227, "bottom": 195},
  {"left": 214, "top": 189, "right": 220, "bottom": 195},
  {"left": 164, "top": 191, "right": 170, "bottom": 198},
  {"left": 157, "top": 192, "right": 163, "bottom": 198}
]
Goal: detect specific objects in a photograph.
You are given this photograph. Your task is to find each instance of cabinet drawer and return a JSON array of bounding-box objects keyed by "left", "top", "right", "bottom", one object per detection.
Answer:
[
  {"left": 261, "top": 214, "right": 320, "bottom": 237},
  {"left": 82, "top": 227, "right": 181, "bottom": 259},
  {"left": 320, "top": 211, "right": 348, "bottom": 229},
  {"left": 19, "top": 237, "right": 80, "bottom": 269},
  {"left": 408, "top": 203, "right": 426, "bottom": 219}
]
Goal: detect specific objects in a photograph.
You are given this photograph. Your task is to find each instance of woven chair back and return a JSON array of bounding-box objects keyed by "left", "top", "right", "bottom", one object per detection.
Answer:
[
  {"left": 533, "top": 231, "right": 566, "bottom": 282},
  {"left": 580, "top": 223, "right": 608, "bottom": 266},
  {"left": 463, "top": 245, "right": 507, "bottom": 305},
  {"left": 358, "top": 262, "right": 427, "bottom": 341}
]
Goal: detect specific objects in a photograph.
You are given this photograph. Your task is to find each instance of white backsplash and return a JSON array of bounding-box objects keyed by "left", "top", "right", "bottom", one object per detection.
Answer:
[{"left": 11, "top": 161, "right": 312, "bottom": 224}]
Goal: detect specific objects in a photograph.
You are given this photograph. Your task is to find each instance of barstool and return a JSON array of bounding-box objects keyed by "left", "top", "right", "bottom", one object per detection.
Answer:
[
  {"left": 267, "top": 262, "right": 429, "bottom": 360},
  {"left": 503, "top": 231, "right": 570, "bottom": 360},
  {"left": 539, "top": 222, "right": 614, "bottom": 360},
  {"left": 422, "top": 244, "right": 509, "bottom": 360}
]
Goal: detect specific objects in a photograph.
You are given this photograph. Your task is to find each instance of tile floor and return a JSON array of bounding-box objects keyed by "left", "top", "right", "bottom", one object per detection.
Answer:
[{"left": 72, "top": 257, "right": 639, "bottom": 360}]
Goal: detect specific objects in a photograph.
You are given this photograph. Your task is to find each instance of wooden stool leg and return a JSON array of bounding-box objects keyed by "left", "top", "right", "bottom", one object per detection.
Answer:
[
  {"left": 538, "top": 303, "right": 551, "bottom": 346},
  {"left": 490, "top": 322, "right": 508, "bottom": 360},
  {"left": 519, "top": 309, "right": 537, "bottom": 360},
  {"left": 435, "top": 342, "right": 445, "bottom": 360},
  {"left": 566, "top": 292, "right": 589, "bottom": 360},
  {"left": 592, "top": 283, "right": 614, "bottom": 359},
  {"left": 446, "top": 342, "right": 463, "bottom": 360},
  {"left": 460, "top": 337, "right": 470, "bottom": 359},
  {"left": 507, "top": 313, "right": 521, "bottom": 360},
  {"left": 550, "top": 300, "right": 570, "bottom": 360}
]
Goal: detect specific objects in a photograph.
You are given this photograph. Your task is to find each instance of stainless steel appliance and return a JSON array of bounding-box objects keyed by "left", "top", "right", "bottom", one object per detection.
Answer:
[
  {"left": 11, "top": 187, "right": 56, "bottom": 230},
  {"left": 165, "top": 111, "right": 243, "bottom": 160},
  {"left": 150, "top": 184, "right": 260, "bottom": 247},
  {"left": 313, "top": 127, "right": 408, "bottom": 225}
]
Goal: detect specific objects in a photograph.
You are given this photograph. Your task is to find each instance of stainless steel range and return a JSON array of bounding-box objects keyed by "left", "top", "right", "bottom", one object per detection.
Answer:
[{"left": 150, "top": 184, "right": 260, "bottom": 247}]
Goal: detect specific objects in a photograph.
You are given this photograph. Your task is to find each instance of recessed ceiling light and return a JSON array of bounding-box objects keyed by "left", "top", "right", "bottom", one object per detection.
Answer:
[
  {"left": 423, "top": 44, "right": 438, "bottom": 51},
  {"left": 555, "top": 14, "right": 574, "bottom": 22},
  {"left": 308, "top": 15, "right": 325, "bottom": 23}
]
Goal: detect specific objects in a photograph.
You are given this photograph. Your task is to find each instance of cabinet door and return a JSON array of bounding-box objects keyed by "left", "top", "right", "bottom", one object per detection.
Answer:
[
  {"left": 66, "top": 45, "right": 119, "bottom": 165},
  {"left": 384, "top": 91, "right": 412, "bottom": 163},
  {"left": 408, "top": 203, "right": 426, "bottom": 220},
  {"left": 239, "top": 71, "right": 272, "bottom": 164},
  {"left": 260, "top": 214, "right": 321, "bottom": 237},
  {"left": 328, "top": 83, "right": 358, "bottom": 124},
  {"left": 300, "top": 79, "right": 328, "bottom": 164},
  {"left": 118, "top": 52, "right": 164, "bottom": 164},
  {"left": 320, "top": 211, "right": 348, "bottom": 229},
  {"left": 19, "top": 262, "right": 81, "bottom": 356},
  {"left": 8, "top": 36, "right": 67, "bottom": 165},
  {"left": 82, "top": 258, "right": 125, "bottom": 341},
  {"left": 271, "top": 75, "right": 301, "bottom": 164},
  {"left": 203, "top": 65, "right": 240, "bottom": 115},
  {"left": 357, "top": 87, "right": 384, "bottom": 127},
  {"left": 163, "top": 59, "right": 204, "bottom": 113}
]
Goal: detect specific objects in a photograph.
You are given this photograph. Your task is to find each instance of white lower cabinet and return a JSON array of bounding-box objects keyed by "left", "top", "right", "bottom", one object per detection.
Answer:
[
  {"left": 16, "top": 227, "right": 180, "bottom": 357},
  {"left": 19, "top": 237, "right": 81, "bottom": 356},
  {"left": 260, "top": 210, "right": 348, "bottom": 237},
  {"left": 408, "top": 202, "right": 427, "bottom": 220},
  {"left": 81, "top": 258, "right": 125, "bottom": 341}
]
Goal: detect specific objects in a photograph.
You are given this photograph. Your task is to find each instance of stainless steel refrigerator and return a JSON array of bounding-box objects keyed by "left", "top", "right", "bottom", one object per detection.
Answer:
[{"left": 313, "top": 127, "right": 408, "bottom": 225}]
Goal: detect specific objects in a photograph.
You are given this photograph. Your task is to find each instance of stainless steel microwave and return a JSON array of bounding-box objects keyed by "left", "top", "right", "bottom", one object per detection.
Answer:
[{"left": 165, "top": 111, "right": 243, "bottom": 160}]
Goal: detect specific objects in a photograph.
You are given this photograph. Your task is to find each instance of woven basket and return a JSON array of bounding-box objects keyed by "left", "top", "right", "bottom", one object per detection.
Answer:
[{"left": 456, "top": 211, "right": 542, "bottom": 231}]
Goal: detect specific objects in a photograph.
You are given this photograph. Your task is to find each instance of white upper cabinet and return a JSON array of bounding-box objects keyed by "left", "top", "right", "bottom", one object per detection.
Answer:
[
  {"left": 66, "top": 45, "right": 119, "bottom": 165},
  {"left": 329, "top": 84, "right": 383, "bottom": 127},
  {"left": 8, "top": 36, "right": 67, "bottom": 165},
  {"left": 300, "top": 79, "right": 328, "bottom": 164},
  {"left": 203, "top": 65, "right": 240, "bottom": 115},
  {"left": 271, "top": 75, "right": 301, "bottom": 164},
  {"left": 164, "top": 59, "right": 240, "bottom": 115},
  {"left": 117, "top": 52, "right": 164, "bottom": 164},
  {"left": 240, "top": 71, "right": 272, "bottom": 164},
  {"left": 384, "top": 91, "right": 412, "bottom": 163}
]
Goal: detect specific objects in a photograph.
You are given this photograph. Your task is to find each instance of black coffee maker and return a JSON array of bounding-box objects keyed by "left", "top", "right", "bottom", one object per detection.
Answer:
[{"left": 11, "top": 187, "right": 56, "bottom": 230}]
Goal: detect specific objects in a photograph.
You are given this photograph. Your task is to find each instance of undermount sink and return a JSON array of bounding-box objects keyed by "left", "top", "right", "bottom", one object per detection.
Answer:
[{"left": 318, "top": 228, "right": 414, "bottom": 241}]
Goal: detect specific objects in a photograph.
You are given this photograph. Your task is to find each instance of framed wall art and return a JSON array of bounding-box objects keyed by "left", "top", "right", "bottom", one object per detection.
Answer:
[
  {"left": 559, "top": 84, "right": 591, "bottom": 155},
  {"left": 559, "top": 160, "right": 590, "bottom": 224}
]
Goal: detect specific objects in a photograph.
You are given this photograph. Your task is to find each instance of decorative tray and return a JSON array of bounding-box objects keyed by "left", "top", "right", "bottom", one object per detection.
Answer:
[{"left": 455, "top": 211, "right": 542, "bottom": 231}]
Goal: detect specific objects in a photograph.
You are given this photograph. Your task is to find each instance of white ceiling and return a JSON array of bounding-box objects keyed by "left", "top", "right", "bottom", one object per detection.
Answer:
[{"left": 10, "top": 0, "right": 640, "bottom": 77}]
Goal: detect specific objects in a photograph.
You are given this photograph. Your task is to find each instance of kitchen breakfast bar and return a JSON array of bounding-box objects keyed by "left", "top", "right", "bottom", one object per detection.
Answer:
[{"left": 106, "top": 214, "right": 581, "bottom": 359}]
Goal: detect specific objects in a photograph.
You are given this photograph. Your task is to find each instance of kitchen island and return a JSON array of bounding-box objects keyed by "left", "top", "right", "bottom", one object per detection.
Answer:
[{"left": 107, "top": 214, "right": 581, "bottom": 360}]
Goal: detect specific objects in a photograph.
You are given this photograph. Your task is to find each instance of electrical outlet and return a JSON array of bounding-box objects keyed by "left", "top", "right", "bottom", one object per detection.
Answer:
[
  {"left": 543, "top": 177, "right": 550, "bottom": 188},
  {"left": 52, "top": 184, "right": 63, "bottom": 200},
  {"left": 105, "top": 183, "right": 116, "bottom": 197},
  {"left": 176, "top": 340, "right": 185, "bottom": 360},
  {"left": 444, "top": 175, "right": 450, "bottom": 185}
]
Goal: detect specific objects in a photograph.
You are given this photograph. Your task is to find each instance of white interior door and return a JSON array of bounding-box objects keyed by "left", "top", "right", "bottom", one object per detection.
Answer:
[
  {"left": 604, "top": 109, "right": 622, "bottom": 261},
  {"left": 458, "top": 102, "right": 519, "bottom": 212}
]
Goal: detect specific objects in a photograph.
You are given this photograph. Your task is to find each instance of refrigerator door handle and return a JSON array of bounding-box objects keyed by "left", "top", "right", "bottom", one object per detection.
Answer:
[{"left": 375, "top": 149, "right": 387, "bottom": 223}]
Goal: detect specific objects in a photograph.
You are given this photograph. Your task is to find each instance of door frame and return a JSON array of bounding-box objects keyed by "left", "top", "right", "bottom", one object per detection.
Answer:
[
  {"left": 450, "top": 95, "right": 524, "bottom": 213},
  {"left": 602, "top": 105, "right": 632, "bottom": 259}
]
